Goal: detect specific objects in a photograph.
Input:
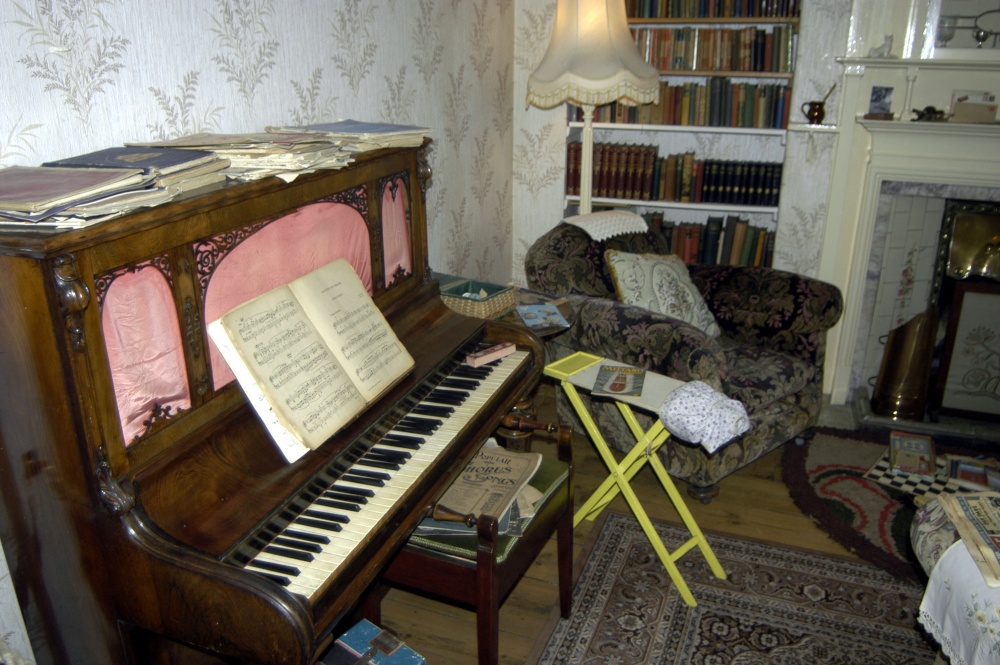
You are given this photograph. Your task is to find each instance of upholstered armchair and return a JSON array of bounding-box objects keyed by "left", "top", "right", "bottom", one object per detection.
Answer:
[{"left": 525, "top": 221, "right": 844, "bottom": 502}]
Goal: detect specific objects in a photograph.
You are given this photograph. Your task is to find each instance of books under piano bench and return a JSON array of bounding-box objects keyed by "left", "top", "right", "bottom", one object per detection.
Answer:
[{"left": 320, "top": 619, "right": 424, "bottom": 665}]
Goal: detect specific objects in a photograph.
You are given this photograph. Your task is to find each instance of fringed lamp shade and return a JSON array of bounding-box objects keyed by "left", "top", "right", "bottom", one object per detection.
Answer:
[
  {"left": 526, "top": 0, "right": 659, "bottom": 109},
  {"left": 526, "top": 0, "right": 659, "bottom": 213}
]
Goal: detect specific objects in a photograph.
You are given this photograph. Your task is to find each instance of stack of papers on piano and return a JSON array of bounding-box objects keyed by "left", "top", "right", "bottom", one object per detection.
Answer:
[
  {"left": 267, "top": 119, "right": 430, "bottom": 153},
  {"left": 127, "top": 132, "right": 353, "bottom": 182},
  {"left": 0, "top": 165, "right": 160, "bottom": 228},
  {"left": 43, "top": 146, "right": 229, "bottom": 194}
]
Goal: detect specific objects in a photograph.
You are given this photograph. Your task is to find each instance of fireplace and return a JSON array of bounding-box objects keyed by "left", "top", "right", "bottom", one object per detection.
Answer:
[
  {"left": 863, "top": 194, "right": 1000, "bottom": 423},
  {"left": 817, "top": 56, "right": 1000, "bottom": 413}
]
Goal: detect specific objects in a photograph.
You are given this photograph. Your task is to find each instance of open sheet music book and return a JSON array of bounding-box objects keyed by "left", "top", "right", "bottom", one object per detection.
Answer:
[{"left": 208, "top": 258, "right": 414, "bottom": 463}]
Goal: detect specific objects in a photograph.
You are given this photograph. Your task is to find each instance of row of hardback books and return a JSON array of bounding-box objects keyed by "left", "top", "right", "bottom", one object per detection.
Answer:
[
  {"left": 633, "top": 24, "right": 797, "bottom": 74},
  {"left": 567, "top": 142, "right": 782, "bottom": 207},
  {"left": 643, "top": 212, "right": 775, "bottom": 267},
  {"left": 0, "top": 121, "right": 428, "bottom": 229},
  {"left": 574, "top": 78, "right": 791, "bottom": 129},
  {"left": 627, "top": 0, "right": 801, "bottom": 19}
]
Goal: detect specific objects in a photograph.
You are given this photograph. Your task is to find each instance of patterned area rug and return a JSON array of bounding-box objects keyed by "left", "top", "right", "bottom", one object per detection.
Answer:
[
  {"left": 782, "top": 427, "right": 923, "bottom": 582},
  {"left": 535, "top": 512, "right": 938, "bottom": 664}
]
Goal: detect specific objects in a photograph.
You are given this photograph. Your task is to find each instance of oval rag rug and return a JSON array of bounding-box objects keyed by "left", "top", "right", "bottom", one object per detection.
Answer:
[{"left": 782, "top": 427, "right": 923, "bottom": 582}]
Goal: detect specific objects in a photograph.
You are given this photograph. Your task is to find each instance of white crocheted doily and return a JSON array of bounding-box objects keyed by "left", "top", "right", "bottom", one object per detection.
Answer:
[{"left": 565, "top": 210, "right": 648, "bottom": 241}]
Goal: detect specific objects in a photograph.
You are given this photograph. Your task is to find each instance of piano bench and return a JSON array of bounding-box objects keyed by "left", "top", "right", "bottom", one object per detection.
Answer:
[{"left": 367, "top": 433, "right": 574, "bottom": 665}]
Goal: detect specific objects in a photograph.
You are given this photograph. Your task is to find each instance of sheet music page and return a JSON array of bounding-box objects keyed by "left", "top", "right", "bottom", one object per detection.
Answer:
[
  {"left": 215, "top": 283, "right": 367, "bottom": 450},
  {"left": 289, "top": 258, "right": 414, "bottom": 402}
]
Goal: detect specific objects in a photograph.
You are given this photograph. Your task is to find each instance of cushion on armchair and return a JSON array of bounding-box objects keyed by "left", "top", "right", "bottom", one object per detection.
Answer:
[{"left": 605, "top": 249, "right": 721, "bottom": 337}]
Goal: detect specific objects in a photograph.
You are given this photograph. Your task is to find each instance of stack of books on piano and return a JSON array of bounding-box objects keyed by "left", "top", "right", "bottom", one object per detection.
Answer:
[
  {"left": 267, "top": 119, "right": 430, "bottom": 153},
  {"left": 0, "top": 146, "right": 229, "bottom": 229},
  {"left": 127, "top": 132, "right": 354, "bottom": 182}
]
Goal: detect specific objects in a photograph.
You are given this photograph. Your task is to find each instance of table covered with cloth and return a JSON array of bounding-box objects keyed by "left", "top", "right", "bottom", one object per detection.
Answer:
[{"left": 912, "top": 497, "right": 1000, "bottom": 664}]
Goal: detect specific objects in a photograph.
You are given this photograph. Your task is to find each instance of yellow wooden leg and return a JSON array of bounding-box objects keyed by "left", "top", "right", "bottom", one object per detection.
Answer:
[{"left": 546, "top": 353, "right": 728, "bottom": 606}]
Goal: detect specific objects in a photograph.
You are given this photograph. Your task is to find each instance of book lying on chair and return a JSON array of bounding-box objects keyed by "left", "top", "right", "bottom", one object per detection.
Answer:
[{"left": 208, "top": 258, "right": 414, "bottom": 463}]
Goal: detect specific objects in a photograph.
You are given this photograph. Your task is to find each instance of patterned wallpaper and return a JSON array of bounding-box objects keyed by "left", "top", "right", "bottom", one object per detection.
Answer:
[
  {"left": 0, "top": 1, "right": 854, "bottom": 661},
  {"left": 0, "top": 0, "right": 516, "bottom": 284}
]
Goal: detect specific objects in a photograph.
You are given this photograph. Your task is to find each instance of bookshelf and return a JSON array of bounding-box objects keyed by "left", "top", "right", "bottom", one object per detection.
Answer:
[{"left": 563, "top": 2, "right": 800, "bottom": 268}]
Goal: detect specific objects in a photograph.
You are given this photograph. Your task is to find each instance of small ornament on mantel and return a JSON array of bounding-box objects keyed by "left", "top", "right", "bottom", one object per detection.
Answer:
[{"left": 867, "top": 35, "right": 897, "bottom": 58}]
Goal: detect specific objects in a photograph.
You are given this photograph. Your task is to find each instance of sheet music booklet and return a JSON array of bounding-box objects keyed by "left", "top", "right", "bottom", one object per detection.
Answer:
[{"left": 209, "top": 258, "right": 414, "bottom": 463}]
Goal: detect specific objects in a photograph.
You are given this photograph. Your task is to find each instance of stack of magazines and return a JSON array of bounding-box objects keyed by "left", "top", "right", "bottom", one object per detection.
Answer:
[
  {"left": 414, "top": 440, "right": 542, "bottom": 538},
  {"left": 127, "top": 132, "right": 353, "bottom": 182},
  {"left": 267, "top": 119, "right": 430, "bottom": 153},
  {"left": 0, "top": 146, "right": 230, "bottom": 229}
]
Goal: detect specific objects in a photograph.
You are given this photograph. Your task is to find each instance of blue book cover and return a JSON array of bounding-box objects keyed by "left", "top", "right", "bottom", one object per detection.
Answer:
[{"left": 43, "top": 146, "right": 218, "bottom": 175}]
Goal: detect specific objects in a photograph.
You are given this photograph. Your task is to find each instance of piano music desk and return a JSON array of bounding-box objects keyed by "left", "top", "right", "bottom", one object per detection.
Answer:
[{"left": 544, "top": 351, "right": 726, "bottom": 606}]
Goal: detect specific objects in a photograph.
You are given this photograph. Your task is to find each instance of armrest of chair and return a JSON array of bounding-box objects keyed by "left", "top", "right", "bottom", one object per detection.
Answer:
[
  {"left": 688, "top": 264, "right": 844, "bottom": 365},
  {"left": 563, "top": 296, "right": 729, "bottom": 389}
]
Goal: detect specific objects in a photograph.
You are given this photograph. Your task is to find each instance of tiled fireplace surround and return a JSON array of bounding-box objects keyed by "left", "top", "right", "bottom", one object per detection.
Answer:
[{"left": 854, "top": 183, "right": 1000, "bottom": 401}]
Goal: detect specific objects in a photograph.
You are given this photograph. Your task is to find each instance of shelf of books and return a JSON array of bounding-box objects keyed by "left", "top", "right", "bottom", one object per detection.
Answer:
[
  {"left": 625, "top": 1, "right": 801, "bottom": 21},
  {"left": 565, "top": 141, "right": 782, "bottom": 211},
  {"left": 571, "top": 122, "right": 785, "bottom": 137},
  {"left": 572, "top": 76, "right": 792, "bottom": 130}
]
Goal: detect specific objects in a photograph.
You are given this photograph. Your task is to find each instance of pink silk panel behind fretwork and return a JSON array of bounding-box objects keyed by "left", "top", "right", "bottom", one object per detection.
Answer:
[
  {"left": 103, "top": 201, "right": 373, "bottom": 447},
  {"left": 204, "top": 201, "right": 372, "bottom": 390},
  {"left": 103, "top": 266, "right": 192, "bottom": 446},
  {"left": 381, "top": 177, "right": 411, "bottom": 286}
]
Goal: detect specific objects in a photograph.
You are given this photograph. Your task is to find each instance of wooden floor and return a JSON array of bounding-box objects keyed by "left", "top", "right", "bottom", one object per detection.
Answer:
[{"left": 374, "top": 383, "right": 855, "bottom": 665}]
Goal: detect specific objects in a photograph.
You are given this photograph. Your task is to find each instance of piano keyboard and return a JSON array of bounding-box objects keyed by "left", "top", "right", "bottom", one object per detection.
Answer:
[{"left": 232, "top": 348, "right": 530, "bottom": 600}]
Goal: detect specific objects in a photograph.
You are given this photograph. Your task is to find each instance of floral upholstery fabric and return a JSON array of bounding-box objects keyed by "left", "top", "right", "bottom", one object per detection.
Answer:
[
  {"left": 605, "top": 250, "right": 721, "bottom": 337},
  {"left": 525, "top": 222, "right": 843, "bottom": 499}
]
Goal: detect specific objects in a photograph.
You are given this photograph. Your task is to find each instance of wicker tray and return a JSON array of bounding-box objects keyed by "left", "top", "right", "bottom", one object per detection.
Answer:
[{"left": 440, "top": 279, "right": 516, "bottom": 319}]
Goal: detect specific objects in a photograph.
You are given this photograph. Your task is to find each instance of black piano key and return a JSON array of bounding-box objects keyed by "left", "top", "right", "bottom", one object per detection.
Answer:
[
  {"left": 249, "top": 570, "right": 292, "bottom": 587},
  {"left": 440, "top": 377, "right": 480, "bottom": 390},
  {"left": 348, "top": 468, "right": 392, "bottom": 481},
  {"left": 382, "top": 432, "right": 424, "bottom": 443},
  {"left": 303, "top": 509, "right": 350, "bottom": 524},
  {"left": 284, "top": 529, "right": 330, "bottom": 544},
  {"left": 391, "top": 423, "right": 435, "bottom": 435},
  {"left": 357, "top": 458, "right": 400, "bottom": 471},
  {"left": 263, "top": 545, "right": 314, "bottom": 562},
  {"left": 341, "top": 473, "right": 384, "bottom": 487},
  {"left": 316, "top": 497, "right": 362, "bottom": 512},
  {"left": 329, "top": 484, "right": 375, "bottom": 498},
  {"left": 452, "top": 365, "right": 493, "bottom": 379},
  {"left": 399, "top": 415, "right": 441, "bottom": 429},
  {"left": 410, "top": 404, "right": 454, "bottom": 417},
  {"left": 426, "top": 388, "right": 468, "bottom": 405},
  {"left": 249, "top": 559, "right": 300, "bottom": 577},
  {"left": 324, "top": 490, "right": 367, "bottom": 505},
  {"left": 296, "top": 517, "right": 343, "bottom": 531},
  {"left": 272, "top": 537, "right": 323, "bottom": 554},
  {"left": 369, "top": 447, "right": 412, "bottom": 461}
]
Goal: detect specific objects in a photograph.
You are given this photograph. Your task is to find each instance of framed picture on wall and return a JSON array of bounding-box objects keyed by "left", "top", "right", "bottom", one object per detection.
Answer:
[{"left": 933, "top": 280, "right": 1000, "bottom": 421}]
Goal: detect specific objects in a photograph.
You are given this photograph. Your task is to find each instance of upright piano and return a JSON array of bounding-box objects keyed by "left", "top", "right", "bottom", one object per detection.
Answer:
[{"left": 0, "top": 143, "right": 543, "bottom": 664}]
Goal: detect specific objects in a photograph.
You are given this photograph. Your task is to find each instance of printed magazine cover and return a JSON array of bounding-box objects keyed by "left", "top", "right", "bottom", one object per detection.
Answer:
[{"left": 592, "top": 364, "right": 646, "bottom": 397}]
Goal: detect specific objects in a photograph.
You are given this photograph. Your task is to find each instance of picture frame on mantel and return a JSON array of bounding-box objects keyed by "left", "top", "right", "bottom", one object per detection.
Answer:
[{"left": 933, "top": 280, "right": 1000, "bottom": 421}]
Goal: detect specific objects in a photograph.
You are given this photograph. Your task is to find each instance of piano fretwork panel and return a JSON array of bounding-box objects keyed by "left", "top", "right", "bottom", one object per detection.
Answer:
[{"left": 0, "top": 142, "right": 545, "bottom": 665}]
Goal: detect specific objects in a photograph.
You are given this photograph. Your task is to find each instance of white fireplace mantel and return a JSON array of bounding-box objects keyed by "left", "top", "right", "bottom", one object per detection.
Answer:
[{"left": 819, "top": 57, "right": 1000, "bottom": 404}]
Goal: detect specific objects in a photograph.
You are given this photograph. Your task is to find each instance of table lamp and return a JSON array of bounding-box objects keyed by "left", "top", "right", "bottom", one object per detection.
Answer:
[{"left": 526, "top": 0, "right": 659, "bottom": 215}]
